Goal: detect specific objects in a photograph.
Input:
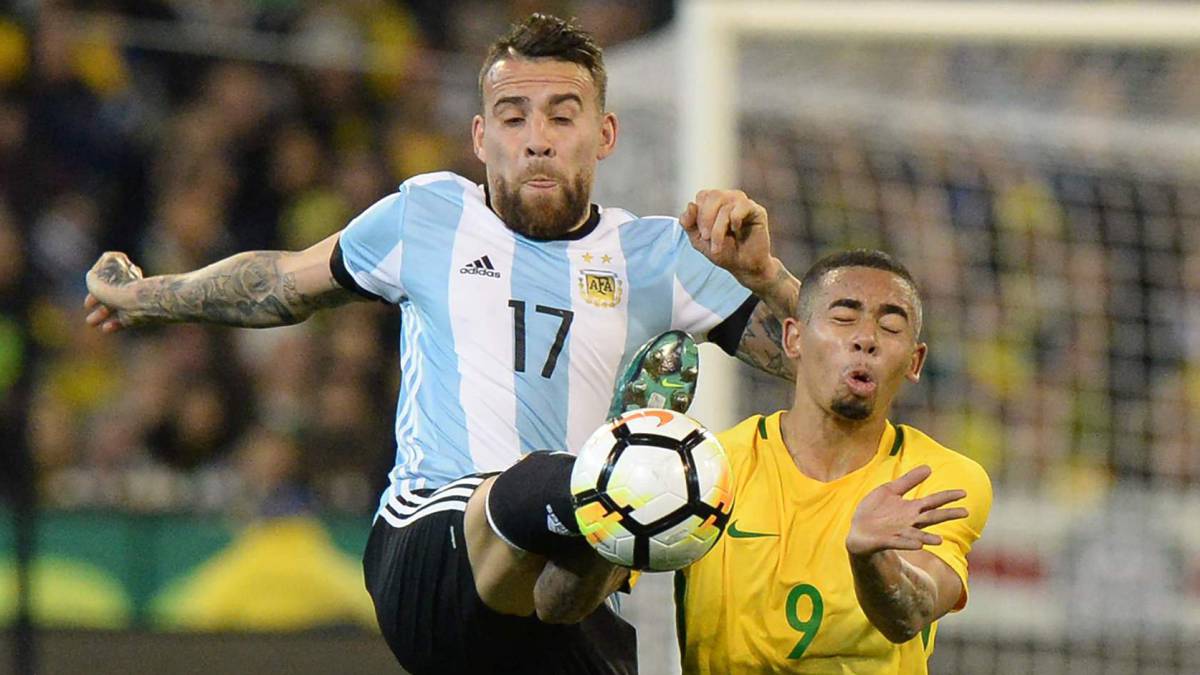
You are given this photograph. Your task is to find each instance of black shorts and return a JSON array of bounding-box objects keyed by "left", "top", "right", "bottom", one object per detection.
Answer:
[{"left": 362, "top": 475, "right": 638, "bottom": 675}]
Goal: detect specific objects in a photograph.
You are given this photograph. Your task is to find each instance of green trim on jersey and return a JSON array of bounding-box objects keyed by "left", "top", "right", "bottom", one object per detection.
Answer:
[
  {"left": 889, "top": 426, "right": 906, "bottom": 456},
  {"left": 757, "top": 416, "right": 769, "bottom": 439}
]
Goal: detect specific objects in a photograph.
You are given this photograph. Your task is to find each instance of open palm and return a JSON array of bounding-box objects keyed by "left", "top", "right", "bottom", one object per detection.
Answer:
[{"left": 845, "top": 465, "right": 968, "bottom": 556}]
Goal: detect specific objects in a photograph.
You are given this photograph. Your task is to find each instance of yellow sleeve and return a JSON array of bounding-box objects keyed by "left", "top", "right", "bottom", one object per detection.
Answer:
[{"left": 917, "top": 456, "right": 992, "bottom": 611}]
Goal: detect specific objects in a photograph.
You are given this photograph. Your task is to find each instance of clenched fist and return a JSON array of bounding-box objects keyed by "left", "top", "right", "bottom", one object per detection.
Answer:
[{"left": 84, "top": 251, "right": 144, "bottom": 333}]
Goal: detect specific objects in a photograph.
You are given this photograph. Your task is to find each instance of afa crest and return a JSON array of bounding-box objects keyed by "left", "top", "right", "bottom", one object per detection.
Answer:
[{"left": 578, "top": 269, "right": 623, "bottom": 308}]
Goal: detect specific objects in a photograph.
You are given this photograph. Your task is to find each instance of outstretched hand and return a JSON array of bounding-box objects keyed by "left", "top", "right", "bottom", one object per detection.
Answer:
[
  {"left": 680, "top": 189, "right": 775, "bottom": 292},
  {"left": 845, "top": 465, "right": 968, "bottom": 557},
  {"left": 84, "top": 251, "right": 144, "bottom": 333}
]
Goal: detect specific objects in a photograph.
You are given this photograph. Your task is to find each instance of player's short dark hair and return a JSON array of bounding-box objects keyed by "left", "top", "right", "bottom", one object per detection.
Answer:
[
  {"left": 478, "top": 13, "right": 608, "bottom": 110},
  {"left": 797, "top": 249, "right": 923, "bottom": 336}
]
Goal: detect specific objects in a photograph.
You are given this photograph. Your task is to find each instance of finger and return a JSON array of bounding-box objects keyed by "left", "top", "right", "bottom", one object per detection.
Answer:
[
  {"left": 888, "top": 465, "right": 932, "bottom": 495},
  {"left": 101, "top": 318, "right": 125, "bottom": 333},
  {"left": 916, "top": 489, "right": 967, "bottom": 512},
  {"left": 86, "top": 306, "right": 112, "bottom": 326},
  {"left": 915, "top": 508, "right": 969, "bottom": 529},
  {"left": 680, "top": 202, "right": 699, "bottom": 231},
  {"left": 695, "top": 192, "right": 723, "bottom": 241},
  {"left": 84, "top": 293, "right": 99, "bottom": 310},
  {"left": 727, "top": 200, "right": 754, "bottom": 235},
  {"left": 889, "top": 535, "right": 928, "bottom": 551},
  {"left": 709, "top": 203, "right": 735, "bottom": 255},
  {"left": 913, "top": 530, "right": 943, "bottom": 547}
]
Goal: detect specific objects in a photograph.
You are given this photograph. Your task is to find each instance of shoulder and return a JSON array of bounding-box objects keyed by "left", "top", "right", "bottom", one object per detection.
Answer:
[
  {"left": 398, "top": 171, "right": 479, "bottom": 202},
  {"left": 714, "top": 415, "right": 768, "bottom": 461},
  {"left": 613, "top": 212, "right": 682, "bottom": 235},
  {"left": 897, "top": 424, "right": 992, "bottom": 498},
  {"left": 606, "top": 211, "right": 689, "bottom": 255}
]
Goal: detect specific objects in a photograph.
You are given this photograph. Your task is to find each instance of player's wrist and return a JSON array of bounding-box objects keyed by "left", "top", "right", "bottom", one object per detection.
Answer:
[
  {"left": 738, "top": 256, "right": 785, "bottom": 297},
  {"left": 119, "top": 277, "right": 174, "bottom": 325}
]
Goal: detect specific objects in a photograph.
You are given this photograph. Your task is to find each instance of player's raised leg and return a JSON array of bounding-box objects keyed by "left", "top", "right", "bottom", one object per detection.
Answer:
[
  {"left": 465, "top": 452, "right": 629, "bottom": 623},
  {"left": 608, "top": 330, "right": 700, "bottom": 419},
  {"left": 362, "top": 462, "right": 638, "bottom": 675}
]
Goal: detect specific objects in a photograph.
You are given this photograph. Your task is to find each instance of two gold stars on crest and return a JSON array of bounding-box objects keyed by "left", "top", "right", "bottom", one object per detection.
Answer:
[{"left": 582, "top": 253, "right": 612, "bottom": 264}]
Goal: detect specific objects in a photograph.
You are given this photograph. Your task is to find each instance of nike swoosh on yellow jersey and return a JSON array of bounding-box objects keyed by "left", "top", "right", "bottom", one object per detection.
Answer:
[{"left": 726, "top": 522, "right": 779, "bottom": 539}]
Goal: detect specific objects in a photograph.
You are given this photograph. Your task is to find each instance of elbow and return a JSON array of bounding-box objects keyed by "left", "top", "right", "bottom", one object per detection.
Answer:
[
  {"left": 877, "top": 621, "right": 922, "bottom": 644},
  {"left": 870, "top": 610, "right": 932, "bottom": 644}
]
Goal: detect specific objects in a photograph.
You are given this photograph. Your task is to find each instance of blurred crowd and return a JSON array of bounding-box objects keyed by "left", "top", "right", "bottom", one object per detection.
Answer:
[
  {"left": 3, "top": 1, "right": 1199, "bottom": 520},
  {"left": 0, "top": 0, "right": 671, "bottom": 514},
  {"left": 739, "top": 121, "right": 1200, "bottom": 491}
]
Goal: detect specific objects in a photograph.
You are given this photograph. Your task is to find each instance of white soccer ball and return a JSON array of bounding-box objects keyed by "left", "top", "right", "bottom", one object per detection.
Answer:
[{"left": 570, "top": 408, "right": 734, "bottom": 571}]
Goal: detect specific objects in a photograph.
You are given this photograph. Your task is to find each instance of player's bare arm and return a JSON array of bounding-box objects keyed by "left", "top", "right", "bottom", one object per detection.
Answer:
[
  {"left": 845, "top": 464, "right": 968, "bottom": 643},
  {"left": 680, "top": 189, "right": 800, "bottom": 380},
  {"left": 83, "top": 232, "right": 359, "bottom": 331}
]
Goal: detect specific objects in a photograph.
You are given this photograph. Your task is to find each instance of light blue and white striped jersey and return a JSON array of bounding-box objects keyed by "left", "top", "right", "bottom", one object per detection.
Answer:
[{"left": 333, "top": 172, "right": 753, "bottom": 517}]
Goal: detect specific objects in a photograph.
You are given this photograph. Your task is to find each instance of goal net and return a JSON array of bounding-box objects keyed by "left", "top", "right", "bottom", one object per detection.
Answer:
[{"left": 597, "top": 3, "right": 1200, "bottom": 673}]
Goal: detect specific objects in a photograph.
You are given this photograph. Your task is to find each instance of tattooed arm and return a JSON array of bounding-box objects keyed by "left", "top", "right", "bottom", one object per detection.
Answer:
[
  {"left": 734, "top": 259, "right": 800, "bottom": 381},
  {"left": 84, "top": 232, "right": 360, "bottom": 331}
]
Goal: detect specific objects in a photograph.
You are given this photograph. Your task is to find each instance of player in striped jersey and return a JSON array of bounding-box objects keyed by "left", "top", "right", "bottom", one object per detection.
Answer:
[{"left": 83, "top": 14, "right": 800, "bottom": 673}]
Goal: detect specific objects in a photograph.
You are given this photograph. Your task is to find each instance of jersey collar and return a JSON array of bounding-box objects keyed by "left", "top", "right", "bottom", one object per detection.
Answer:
[{"left": 762, "top": 412, "right": 901, "bottom": 485}]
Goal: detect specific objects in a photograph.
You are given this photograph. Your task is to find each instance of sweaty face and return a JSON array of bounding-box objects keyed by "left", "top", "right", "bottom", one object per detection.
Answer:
[
  {"left": 473, "top": 57, "right": 616, "bottom": 239},
  {"left": 795, "top": 267, "right": 926, "bottom": 423}
]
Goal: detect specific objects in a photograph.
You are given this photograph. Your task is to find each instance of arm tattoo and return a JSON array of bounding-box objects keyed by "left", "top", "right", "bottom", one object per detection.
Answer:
[
  {"left": 735, "top": 303, "right": 796, "bottom": 380},
  {"left": 128, "top": 251, "right": 353, "bottom": 328},
  {"left": 735, "top": 264, "right": 800, "bottom": 380}
]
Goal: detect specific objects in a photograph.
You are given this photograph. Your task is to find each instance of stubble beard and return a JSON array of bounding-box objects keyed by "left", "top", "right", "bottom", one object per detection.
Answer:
[
  {"left": 492, "top": 170, "right": 592, "bottom": 239},
  {"left": 831, "top": 395, "right": 872, "bottom": 421}
]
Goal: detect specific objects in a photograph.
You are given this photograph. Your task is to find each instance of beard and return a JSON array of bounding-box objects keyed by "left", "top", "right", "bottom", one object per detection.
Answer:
[
  {"left": 831, "top": 395, "right": 872, "bottom": 421},
  {"left": 491, "top": 168, "right": 592, "bottom": 239}
]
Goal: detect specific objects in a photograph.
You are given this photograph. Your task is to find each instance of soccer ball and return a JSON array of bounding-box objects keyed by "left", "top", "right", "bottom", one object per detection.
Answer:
[{"left": 570, "top": 408, "right": 734, "bottom": 571}]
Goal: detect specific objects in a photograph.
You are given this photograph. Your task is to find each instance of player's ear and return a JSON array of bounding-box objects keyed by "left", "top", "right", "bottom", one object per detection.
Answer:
[
  {"left": 597, "top": 112, "right": 618, "bottom": 160},
  {"left": 782, "top": 316, "right": 803, "bottom": 361},
  {"left": 472, "top": 114, "right": 486, "bottom": 162},
  {"left": 906, "top": 342, "right": 928, "bottom": 383}
]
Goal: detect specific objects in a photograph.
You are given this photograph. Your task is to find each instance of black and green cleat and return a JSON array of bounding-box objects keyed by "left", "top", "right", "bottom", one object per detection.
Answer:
[{"left": 607, "top": 330, "right": 700, "bottom": 419}]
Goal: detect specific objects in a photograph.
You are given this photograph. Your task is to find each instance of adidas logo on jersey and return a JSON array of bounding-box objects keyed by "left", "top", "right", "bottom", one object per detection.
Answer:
[{"left": 460, "top": 255, "right": 501, "bottom": 278}]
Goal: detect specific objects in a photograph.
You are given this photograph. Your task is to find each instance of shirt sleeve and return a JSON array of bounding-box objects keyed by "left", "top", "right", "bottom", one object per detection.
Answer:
[
  {"left": 916, "top": 454, "right": 993, "bottom": 611},
  {"left": 671, "top": 227, "right": 755, "bottom": 350},
  {"left": 332, "top": 191, "right": 408, "bottom": 304}
]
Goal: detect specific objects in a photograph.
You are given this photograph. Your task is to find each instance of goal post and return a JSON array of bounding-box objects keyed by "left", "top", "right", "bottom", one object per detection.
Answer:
[
  {"left": 678, "top": 0, "right": 1200, "bottom": 434},
  {"left": 678, "top": 1, "right": 1200, "bottom": 46}
]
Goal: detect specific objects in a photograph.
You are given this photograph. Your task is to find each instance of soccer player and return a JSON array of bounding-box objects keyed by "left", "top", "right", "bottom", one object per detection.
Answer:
[
  {"left": 83, "top": 14, "right": 799, "bottom": 674},
  {"left": 676, "top": 250, "right": 992, "bottom": 674}
]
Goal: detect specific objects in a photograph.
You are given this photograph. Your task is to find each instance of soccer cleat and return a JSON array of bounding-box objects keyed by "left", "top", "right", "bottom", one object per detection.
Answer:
[{"left": 607, "top": 330, "right": 700, "bottom": 419}]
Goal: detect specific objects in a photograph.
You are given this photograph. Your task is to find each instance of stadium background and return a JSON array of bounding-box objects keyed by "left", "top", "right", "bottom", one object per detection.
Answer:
[{"left": 1, "top": 1, "right": 1197, "bottom": 673}]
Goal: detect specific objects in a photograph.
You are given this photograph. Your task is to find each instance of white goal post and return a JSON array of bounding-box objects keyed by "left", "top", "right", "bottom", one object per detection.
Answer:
[{"left": 677, "top": 0, "right": 1200, "bottom": 431}]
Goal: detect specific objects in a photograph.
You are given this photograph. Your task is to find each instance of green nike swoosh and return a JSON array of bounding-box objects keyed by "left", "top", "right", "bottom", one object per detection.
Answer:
[{"left": 727, "top": 522, "right": 779, "bottom": 539}]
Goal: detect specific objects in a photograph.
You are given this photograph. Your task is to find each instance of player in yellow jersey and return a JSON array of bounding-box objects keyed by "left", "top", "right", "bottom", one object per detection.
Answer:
[{"left": 676, "top": 249, "right": 992, "bottom": 674}]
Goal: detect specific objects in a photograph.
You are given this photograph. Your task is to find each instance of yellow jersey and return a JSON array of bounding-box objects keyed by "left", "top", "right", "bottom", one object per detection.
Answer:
[{"left": 677, "top": 413, "right": 992, "bottom": 674}]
